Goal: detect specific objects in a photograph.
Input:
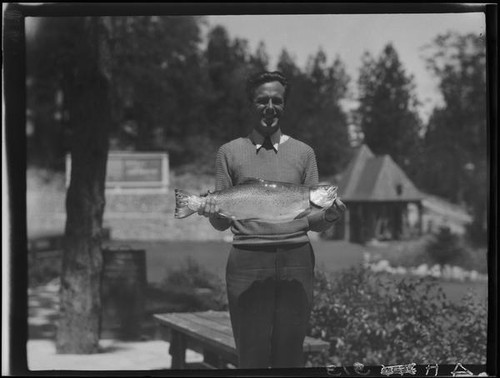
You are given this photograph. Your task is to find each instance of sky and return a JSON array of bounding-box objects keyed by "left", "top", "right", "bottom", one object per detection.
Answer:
[{"left": 205, "top": 13, "right": 486, "bottom": 123}]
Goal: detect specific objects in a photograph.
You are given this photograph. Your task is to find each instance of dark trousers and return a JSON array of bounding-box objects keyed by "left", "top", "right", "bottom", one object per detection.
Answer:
[{"left": 226, "top": 242, "right": 315, "bottom": 368}]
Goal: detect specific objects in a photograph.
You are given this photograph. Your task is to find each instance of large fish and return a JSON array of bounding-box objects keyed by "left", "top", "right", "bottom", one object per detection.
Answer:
[{"left": 174, "top": 177, "right": 338, "bottom": 222}]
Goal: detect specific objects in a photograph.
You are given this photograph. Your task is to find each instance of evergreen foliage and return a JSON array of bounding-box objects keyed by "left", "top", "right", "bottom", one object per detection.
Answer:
[
  {"left": 355, "top": 44, "right": 423, "bottom": 180},
  {"left": 27, "top": 19, "right": 352, "bottom": 177},
  {"left": 420, "top": 33, "right": 487, "bottom": 245}
]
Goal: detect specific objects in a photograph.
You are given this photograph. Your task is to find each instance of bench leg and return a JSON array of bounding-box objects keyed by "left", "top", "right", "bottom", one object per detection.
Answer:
[{"left": 169, "top": 330, "right": 186, "bottom": 369}]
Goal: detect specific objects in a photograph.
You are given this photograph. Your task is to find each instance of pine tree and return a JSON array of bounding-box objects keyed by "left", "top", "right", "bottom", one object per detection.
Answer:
[
  {"left": 277, "top": 49, "right": 301, "bottom": 78},
  {"left": 277, "top": 48, "right": 306, "bottom": 139},
  {"left": 27, "top": 16, "right": 206, "bottom": 168},
  {"left": 356, "top": 44, "right": 423, "bottom": 179},
  {"left": 421, "top": 32, "right": 487, "bottom": 245},
  {"left": 279, "top": 49, "right": 352, "bottom": 177},
  {"left": 27, "top": 15, "right": 208, "bottom": 353},
  {"left": 105, "top": 16, "right": 205, "bottom": 157},
  {"left": 250, "top": 41, "right": 270, "bottom": 72},
  {"left": 205, "top": 25, "right": 254, "bottom": 144},
  {"left": 43, "top": 16, "right": 113, "bottom": 354}
]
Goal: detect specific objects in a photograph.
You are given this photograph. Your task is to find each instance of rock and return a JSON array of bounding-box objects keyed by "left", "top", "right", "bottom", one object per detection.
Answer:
[
  {"left": 413, "top": 264, "right": 429, "bottom": 276},
  {"left": 429, "top": 265, "right": 441, "bottom": 278},
  {"left": 442, "top": 265, "right": 453, "bottom": 280},
  {"left": 452, "top": 266, "right": 465, "bottom": 281},
  {"left": 470, "top": 270, "right": 479, "bottom": 281},
  {"left": 370, "top": 259, "right": 390, "bottom": 273},
  {"left": 395, "top": 266, "right": 407, "bottom": 275}
]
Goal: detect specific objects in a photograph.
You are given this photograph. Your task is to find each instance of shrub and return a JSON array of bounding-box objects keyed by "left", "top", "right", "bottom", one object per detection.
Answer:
[
  {"left": 307, "top": 265, "right": 487, "bottom": 366},
  {"left": 424, "top": 227, "right": 487, "bottom": 273},
  {"left": 157, "top": 257, "right": 228, "bottom": 312},
  {"left": 28, "top": 253, "right": 62, "bottom": 288},
  {"left": 162, "top": 257, "right": 221, "bottom": 290},
  {"left": 424, "top": 226, "right": 466, "bottom": 266},
  {"left": 466, "top": 211, "right": 488, "bottom": 248}
]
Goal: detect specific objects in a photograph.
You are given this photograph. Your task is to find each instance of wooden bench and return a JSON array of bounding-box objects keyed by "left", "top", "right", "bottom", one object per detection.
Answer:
[{"left": 154, "top": 310, "right": 329, "bottom": 369}]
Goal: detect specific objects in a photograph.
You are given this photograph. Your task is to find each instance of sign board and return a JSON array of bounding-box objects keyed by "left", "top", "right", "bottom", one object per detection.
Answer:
[{"left": 66, "top": 152, "right": 169, "bottom": 191}]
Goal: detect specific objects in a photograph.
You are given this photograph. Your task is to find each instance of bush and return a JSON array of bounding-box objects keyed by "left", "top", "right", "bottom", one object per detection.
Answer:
[
  {"left": 162, "top": 256, "right": 219, "bottom": 289},
  {"left": 307, "top": 265, "right": 487, "bottom": 366},
  {"left": 424, "top": 226, "right": 466, "bottom": 266},
  {"left": 157, "top": 257, "right": 228, "bottom": 312},
  {"left": 424, "top": 227, "right": 487, "bottom": 273},
  {"left": 28, "top": 253, "right": 62, "bottom": 288},
  {"left": 466, "top": 210, "right": 488, "bottom": 248}
]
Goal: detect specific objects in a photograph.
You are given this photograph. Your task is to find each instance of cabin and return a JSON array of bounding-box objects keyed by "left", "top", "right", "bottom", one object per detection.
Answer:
[
  {"left": 326, "top": 144, "right": 424, "bottom": 244},
  {"left": 420, "top": 194, "right": 472, "bottom": 235}
]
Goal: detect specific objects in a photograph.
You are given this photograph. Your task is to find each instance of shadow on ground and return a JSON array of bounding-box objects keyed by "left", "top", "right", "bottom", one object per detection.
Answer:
[{"left": 28, "top": 279, "right": 190, "bottom": 342}]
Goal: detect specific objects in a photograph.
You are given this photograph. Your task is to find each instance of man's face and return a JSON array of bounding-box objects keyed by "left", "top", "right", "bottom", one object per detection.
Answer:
[{"left": 251, "top": 81, "right": 286, "bottom": 136}]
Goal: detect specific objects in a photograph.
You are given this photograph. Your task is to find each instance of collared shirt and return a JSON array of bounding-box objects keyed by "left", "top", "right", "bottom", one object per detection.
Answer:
[{"left": 249, "top": 129, "right": 290, "bottom": 152}]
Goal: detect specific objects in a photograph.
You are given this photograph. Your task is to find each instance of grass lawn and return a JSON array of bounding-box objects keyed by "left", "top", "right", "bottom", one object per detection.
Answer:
[
  {"left": 106, "top": 239, "right": 366, "bottom": 283},
  {"left": 106, "top": 239, "right": 487, "bottom": 305}
]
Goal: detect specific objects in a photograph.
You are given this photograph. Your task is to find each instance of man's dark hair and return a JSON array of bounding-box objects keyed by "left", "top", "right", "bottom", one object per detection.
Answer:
[{"left": 246, "top": 71, "right": 290, "bottom": 102}]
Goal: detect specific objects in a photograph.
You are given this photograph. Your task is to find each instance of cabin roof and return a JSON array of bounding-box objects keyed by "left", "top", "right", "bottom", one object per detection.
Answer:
[{"left": 337, "top": 144, "right": 423, "bottom": 202}]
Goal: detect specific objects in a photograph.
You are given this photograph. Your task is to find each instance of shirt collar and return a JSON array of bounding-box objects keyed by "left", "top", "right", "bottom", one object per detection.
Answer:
[{"left": 250, "top": 129, "right": 288, "bottom": 152}]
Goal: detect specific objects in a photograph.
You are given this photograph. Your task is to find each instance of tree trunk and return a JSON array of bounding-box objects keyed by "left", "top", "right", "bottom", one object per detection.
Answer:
[{"left": 55, "top": 17, "right": 111, "bottom": 354}]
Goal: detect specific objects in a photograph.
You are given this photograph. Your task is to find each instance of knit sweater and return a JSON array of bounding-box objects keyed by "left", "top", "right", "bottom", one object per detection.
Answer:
[{"left": 209, "top": 134, "right": 334, "bottom": 245}]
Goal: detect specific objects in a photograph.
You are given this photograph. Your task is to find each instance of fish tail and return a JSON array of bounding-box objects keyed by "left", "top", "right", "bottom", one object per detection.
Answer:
[{"left": 174, "top": 189, "right": 198, "bottom": 219}]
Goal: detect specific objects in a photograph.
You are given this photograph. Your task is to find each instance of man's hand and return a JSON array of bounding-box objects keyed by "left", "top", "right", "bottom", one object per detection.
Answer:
[
  {"left": 197, "top": 191, "right": 221, "bottom": 218},
  {"left": 324, "top": 198, "right": 346, "bottom": 222}
]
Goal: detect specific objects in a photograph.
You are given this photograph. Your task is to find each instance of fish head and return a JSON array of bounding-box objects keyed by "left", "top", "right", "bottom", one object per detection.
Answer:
[{"left": 310, "top": 185, "right": 338, "bottom": 209}]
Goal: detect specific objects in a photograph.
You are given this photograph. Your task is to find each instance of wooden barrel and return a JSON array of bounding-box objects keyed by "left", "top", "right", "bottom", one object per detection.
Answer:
[{"left": 100, "top": 247, "right": 146, "bottom": 340}]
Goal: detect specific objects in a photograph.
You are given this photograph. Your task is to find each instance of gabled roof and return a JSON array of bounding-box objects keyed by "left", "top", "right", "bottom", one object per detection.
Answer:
[{"left": 337, "top": 144, "right": 423, "bottom": 202}]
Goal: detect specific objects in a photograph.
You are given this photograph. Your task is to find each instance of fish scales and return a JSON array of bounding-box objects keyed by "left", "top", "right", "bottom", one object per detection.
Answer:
[{"left": 211, "top": 181, "right": 310, "bottom": 221}]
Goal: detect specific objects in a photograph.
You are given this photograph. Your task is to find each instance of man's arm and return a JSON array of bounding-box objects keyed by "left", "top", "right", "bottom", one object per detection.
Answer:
[
  {"left": 207, "top": 146, "right": 232, "bottom": 231},
  {"left": 303, "top": 147, "right": 345, "bottom": 232},
  {"left": 308, "top": 199, "right": 346, "bottom": 232},
  {"left": 208, "top": 205, "right": 232, "bottom": 231}
]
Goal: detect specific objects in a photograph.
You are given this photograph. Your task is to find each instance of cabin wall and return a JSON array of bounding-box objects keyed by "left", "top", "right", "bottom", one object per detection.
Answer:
[{"left": 326, "top": 201, "right": 421, "bottom": 244}]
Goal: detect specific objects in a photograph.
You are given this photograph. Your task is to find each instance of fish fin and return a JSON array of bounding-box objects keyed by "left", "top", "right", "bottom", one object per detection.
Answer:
[
  {"left": 294, "top": 208, "right": 312, "bottom": 219},
  {"left": 174, "top": 189, "right": 197, "bottom": 219},
  {"left": 238, "top": 177, "right": 266, "bottom": 185}
]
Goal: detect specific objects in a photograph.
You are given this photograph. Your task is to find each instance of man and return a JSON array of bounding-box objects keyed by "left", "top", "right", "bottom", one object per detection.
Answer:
[{"left": 199, "top": 71, "right": 345, "bottom": 368}]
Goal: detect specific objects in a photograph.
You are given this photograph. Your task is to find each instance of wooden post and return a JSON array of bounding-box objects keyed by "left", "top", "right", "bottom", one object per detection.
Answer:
[
  {"left": 393, "top": 203, "right": 402, "bottom": 240},
  {"left": 417, "top": 201, "right": 423, "bottom": 236},
  {"left": 169, "top": 330, "right": 187, "bottom": 369},
  {"left": 344, "top": 206, "right": 350, "bottom": 242},
  {"left": 359, "top": 204, "right": 365, "bottom": 243}
]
